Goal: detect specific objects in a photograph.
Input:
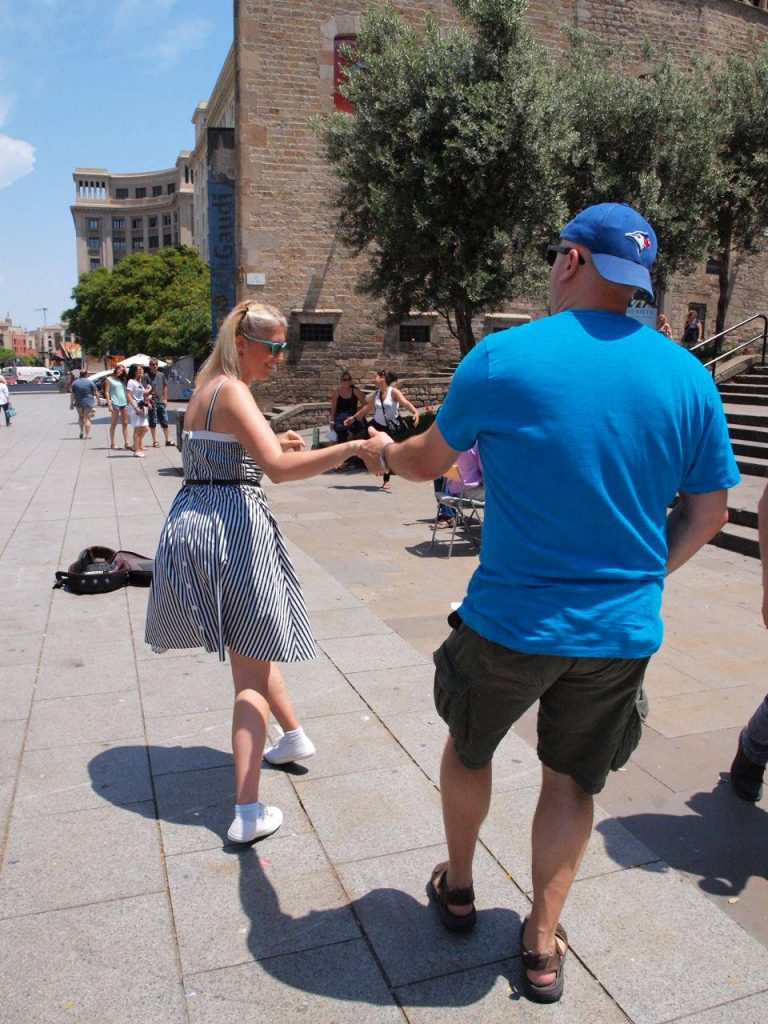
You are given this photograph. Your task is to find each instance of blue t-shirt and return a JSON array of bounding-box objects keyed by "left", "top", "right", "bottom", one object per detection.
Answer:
[
  {"left": 70, "top": 377, "right": 98, "bottom": 408},
  {"left": 436, "top": 310, "right": 740, "bottom": 658}
]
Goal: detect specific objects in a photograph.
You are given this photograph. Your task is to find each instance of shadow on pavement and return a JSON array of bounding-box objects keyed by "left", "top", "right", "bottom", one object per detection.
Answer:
[
  {"left": 406, "top": 540, "right": 478, "bottom": 559},
  {"left": 598, "top": 779, "right": 768, "bottom": 898},
  {"left": 88, "top": 743, "right": 524, "bottom": 1007}
]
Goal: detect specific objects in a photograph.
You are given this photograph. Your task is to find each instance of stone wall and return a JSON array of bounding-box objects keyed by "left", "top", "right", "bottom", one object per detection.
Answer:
[{"left": 234, "top": 1, "right": 768, "bottom": 404}]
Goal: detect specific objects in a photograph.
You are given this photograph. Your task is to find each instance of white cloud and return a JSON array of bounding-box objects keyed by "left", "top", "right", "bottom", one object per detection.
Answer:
[
  {"left": 141, "top": 18, "right": 211, "bottom": 69},
  {"left": 0, "top": 133, "right": 35, "bottom": 189}
]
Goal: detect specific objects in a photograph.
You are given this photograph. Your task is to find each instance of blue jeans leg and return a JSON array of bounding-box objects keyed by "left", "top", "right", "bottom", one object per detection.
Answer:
[
  {"left": 741, "top": 694, "right": 768, "bottom": 767},
  {"left": 433, "top": 477, "right": 454, "bottom": 520}
]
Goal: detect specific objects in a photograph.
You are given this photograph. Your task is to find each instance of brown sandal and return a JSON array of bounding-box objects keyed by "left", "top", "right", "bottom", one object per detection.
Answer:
[
  {"left": 428, "top": 862, "right": 477, "bottom": 932},
  {"left": 520, "top": 917, "right": 568, "bottom": 1003}
]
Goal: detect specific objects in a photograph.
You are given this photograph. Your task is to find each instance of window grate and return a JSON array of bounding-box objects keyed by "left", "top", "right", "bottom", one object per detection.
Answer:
[
  {"left": 299, "top": 323, "right": 334, "bottom": 343},
  {"left": 400, "top": 324, "right": 430, "bottom": 344}
]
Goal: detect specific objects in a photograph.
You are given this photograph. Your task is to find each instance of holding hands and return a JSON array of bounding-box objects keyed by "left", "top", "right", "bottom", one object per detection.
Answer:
[
  {"left": 357, "top": 426, "right": 393, "bottom": 477},
  {"left": 278, "top": 430, "right": 306, "bottom": 452}
]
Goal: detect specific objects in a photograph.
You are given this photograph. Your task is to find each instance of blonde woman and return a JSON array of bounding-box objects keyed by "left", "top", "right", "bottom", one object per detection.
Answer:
[
  {"left": 656, "top": 313, "right": 673, "bottom": 340},
  {"left": 145, "top": 301, "right": 364, "bottom": 845}
]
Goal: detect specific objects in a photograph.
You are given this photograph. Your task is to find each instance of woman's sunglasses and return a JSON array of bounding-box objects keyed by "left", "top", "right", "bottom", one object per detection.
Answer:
[{"left": 241, "top": 330, "right": 288, "bottom": 354}]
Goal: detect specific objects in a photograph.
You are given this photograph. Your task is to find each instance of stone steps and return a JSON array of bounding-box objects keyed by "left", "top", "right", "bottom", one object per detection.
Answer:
[{"left": 714, "top": 364, "right": 768, "bottom": 558}]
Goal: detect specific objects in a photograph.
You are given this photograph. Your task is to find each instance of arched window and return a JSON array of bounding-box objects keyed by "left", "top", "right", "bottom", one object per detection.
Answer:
[{"left": 334, "top": 35, "right": 357, "bottom": 113}]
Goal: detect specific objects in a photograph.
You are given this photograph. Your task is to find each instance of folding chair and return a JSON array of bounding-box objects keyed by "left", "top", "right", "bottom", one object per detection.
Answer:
[{"left": 430, "top": 464, "right": 485, "bottom": 557}]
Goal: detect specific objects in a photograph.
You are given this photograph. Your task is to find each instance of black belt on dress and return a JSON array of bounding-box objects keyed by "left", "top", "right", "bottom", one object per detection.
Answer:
[{"left": 183, "top": 479, "right": 262, "bottom": 487}]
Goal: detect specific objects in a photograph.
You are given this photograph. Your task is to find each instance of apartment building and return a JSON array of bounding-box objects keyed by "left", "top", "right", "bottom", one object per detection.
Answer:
[{"left": 70, "top": 155, "right": 194, "bottom": 277}]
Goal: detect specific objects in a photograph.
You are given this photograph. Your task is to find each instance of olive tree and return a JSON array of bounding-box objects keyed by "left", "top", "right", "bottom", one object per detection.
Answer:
[{"left": 317, "top": 0, "right": 571, "bottom": 354}]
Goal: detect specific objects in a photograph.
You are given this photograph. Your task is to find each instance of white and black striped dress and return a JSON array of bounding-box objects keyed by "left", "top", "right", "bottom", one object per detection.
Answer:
[{"left": 144, "top": 381, "right": 316, "bottom": 663}]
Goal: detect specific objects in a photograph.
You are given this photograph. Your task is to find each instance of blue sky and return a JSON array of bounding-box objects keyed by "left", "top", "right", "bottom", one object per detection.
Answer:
[{"left": 0, "top": 0, "right": 233, "bottom": 330}]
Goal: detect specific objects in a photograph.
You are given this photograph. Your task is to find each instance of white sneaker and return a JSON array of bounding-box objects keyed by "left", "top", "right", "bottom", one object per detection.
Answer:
[
  {"left": 227, "top": 803, "right": 283, "bottom": 844},
  {"left": 263, "top": 730, "right": 316, "bottom": 765}
]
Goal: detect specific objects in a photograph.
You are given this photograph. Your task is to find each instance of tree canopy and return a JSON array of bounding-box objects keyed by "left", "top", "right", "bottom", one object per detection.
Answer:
[
  {"left": 319, "top": 1, "right": 768, "bottom": 351},
  {"left": 709, "top": 44, "right": 768, "bottom": 336},
  {"left": 0, "top": 349, "right": 36, "bottom": 366},
  {"left": 560, "top": 35, "right": 718, "bottom": 297},
  {"left": 63, "top": 246, "right": 212, "bottom": 360},
  {"left": 317, "top": 0, "right": 571, "bottom": 354}
]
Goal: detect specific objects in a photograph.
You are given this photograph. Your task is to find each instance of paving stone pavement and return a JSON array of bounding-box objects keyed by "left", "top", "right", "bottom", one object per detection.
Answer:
[{"left": 1, "top": 393, "right": 767, "bottom": 1024}]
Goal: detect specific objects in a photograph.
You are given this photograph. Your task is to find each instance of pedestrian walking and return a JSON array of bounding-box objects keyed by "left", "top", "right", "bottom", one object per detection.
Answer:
[
  {"left": 359, "top": 202, "right": 739, "bottom": 1004},
  {"left": 69, "top": 369, "right": 98, "bottom": 439},
  {"left": 346, "top": 369, "right": 419, "bottom": 489},
  {"left": 0, "top": 375, "right": 13, "bottom": 426},
  {"left": 144, "top": 300, "right": 366, "bottom": 845}
]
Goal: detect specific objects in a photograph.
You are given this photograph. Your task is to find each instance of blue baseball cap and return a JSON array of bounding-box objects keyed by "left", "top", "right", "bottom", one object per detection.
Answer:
[{"left": 560, "top": 202, "right": 657, "bottom": 298}]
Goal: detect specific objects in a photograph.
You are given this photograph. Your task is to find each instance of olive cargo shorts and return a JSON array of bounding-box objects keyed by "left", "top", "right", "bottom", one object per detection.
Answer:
[{"left": 433, "top": 620, "right": 650, "bottom": 795}]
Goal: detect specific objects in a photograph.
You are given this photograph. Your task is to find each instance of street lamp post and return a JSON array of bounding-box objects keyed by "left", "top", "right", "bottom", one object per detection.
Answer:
[{"left": 34, "top": 307, "right": 49, "bottom": 367}]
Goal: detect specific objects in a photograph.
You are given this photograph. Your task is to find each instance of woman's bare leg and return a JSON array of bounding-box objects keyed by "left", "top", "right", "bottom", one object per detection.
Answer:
[
  {"left": 134, "top": 426, "right": 147, "bottom": 454},
  {"left": 267, "top": 663, "right": 301, "bottom": 732},
  {"left": 109, "top": 408, "right": 117, "bottom": 447},
  {"left": 229, "top": 650, "right": 271, "bottom": 803},
  {"left": 120, "top": 407, "right": 130, "bottom": 447}
]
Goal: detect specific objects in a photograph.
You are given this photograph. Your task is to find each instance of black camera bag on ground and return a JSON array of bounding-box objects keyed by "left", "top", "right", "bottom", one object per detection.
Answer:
[{"left": 53, "top": 546, "right": 154, "bottom": 594}]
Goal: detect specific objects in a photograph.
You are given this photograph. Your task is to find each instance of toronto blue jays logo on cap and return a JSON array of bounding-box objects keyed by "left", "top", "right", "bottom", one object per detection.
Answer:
[
  {"left": 560, "top": 202, "right": 658, "bottom": 298},
  {"left": 625, "top": 230, "right": 652, "bottom": 254}
]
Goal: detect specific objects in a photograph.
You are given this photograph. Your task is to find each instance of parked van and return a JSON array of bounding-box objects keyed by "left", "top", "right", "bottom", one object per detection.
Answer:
[{"left": 1, "top": 365, "right": 57, "bottom": 384}]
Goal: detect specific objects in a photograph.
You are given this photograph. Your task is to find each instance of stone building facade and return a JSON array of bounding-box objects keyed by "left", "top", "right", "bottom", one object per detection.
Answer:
[
  {"left": 229, "top": 0, "right": 768, "bottom": 405},
  {"left": 190, "top": 48, "right": 236, "bottom": 266},
  {"left": 70, "top": 157, "right": 194, "bottom": 277}
]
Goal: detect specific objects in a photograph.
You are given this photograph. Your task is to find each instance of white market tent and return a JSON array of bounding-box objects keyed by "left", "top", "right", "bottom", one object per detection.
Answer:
[
  {"left": 116, "top": 354, "right": 167, "bottom": 369},
  {"left": 88, "top": 355, "right": 168, "bottom": 383}
]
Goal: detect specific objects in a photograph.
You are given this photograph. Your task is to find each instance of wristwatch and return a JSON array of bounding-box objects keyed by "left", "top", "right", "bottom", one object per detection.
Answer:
[{"left": 379, "top": 437, "right": 395, "bottom": 471}]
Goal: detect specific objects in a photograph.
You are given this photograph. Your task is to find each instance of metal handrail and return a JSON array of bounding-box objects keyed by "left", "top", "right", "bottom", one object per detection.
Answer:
[{"left": 688, "top": 313, "right": 768, "bottom": 378}]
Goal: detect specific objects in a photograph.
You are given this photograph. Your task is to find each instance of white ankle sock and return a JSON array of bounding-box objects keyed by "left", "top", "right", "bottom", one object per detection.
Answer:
[
  {"left": 264, "top": 725, "right": 316, "bottom": 764},
  {"left": 233, "top": 800, "right": 262, "bottom": 822},
  {"left": 227, "top": 800, "right": 282, "bottom": 843}
]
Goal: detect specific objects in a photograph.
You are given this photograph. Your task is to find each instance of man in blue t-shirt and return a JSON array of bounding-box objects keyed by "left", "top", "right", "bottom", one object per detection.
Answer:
[
  {"left": 360, "top": 203, "right": 739, "bottom": 1004},
  {"left": 69, "top": 369, "right": 98, "bottom": 440}
]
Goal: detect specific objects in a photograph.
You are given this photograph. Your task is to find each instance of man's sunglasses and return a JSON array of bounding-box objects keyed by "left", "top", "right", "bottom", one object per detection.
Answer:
[
  {"left": 341, "top": 376, "right": 352, "bottom": 382},
  {"left": 241, "top": 330, "right": 288, "bottom": 354},
  {"left": 546, "top": 244, "right": 586, "bottom": 267}
]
